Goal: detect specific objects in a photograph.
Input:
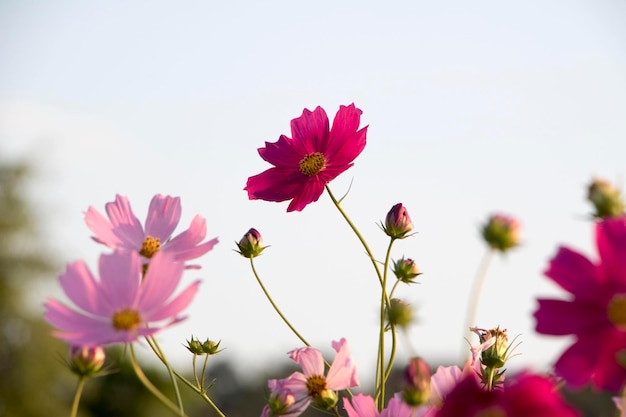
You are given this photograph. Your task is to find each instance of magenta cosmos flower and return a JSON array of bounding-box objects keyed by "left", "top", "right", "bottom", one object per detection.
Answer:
[
  {"left": 85, "top": 194, "right": 218, "bottom": 269},
  {"left": 534, "top": 216, "right": 626, "bottom": 392},
  {"left": 245, "top": 104, "right": 368, "bottom": 212},
  {"left": 434, "top": 372, "right": 579, "bottom": 417},
  {"left": 44, "top": 251, "right": 199, "bottom": 346}
]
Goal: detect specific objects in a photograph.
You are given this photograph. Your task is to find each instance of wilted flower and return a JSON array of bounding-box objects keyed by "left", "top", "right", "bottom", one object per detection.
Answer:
[
  {"left": 245, "top": 104, "right": 367, "bottom": 212},
  {"left": 68, "top": 345, "right": 106, "bottom": 377},
  {"left": 481, "top": 213, "right": 521, "bottom": 252},
  {"left": 392, "top": 257, "right": 421, "bottom": 283},
  {"left": 382, "top": 203, "right": 414, "bottom": 239},
  {"left": 587, "top": 177, "right": 625, "bottom": 219},
  {"left": 85, "top": 194, "right": 218, "bottom": 269},
  {"left": 236, "top": 228, "right": 267, "bottom": 258},
  {"left": 44, "top": 251, "right": 199, "bottom": 346},
  {"left": 534, "top": 216, "right": 626, "bottom": 392}
]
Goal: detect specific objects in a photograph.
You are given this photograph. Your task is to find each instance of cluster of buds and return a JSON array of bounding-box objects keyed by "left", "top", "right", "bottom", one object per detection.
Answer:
[
  {"left": 186, "top": 337, "right": 223, "bottom": 356},
  {"left": 235, "top": 228, "right": 268, "bottom": 258},
  {"left": 481, "top": 214, "right": 521, "bottom": 253},
  {"left": 402, "top": 357, "right": 431, "bottom": 406},
  {"left": 587, "top": 177, "right": 625, "bottom": 219},
  {"left": 68, "top": 345, "right": 106, "bottom": 377},
  {"left": 382, "top": 203, "right": 414, "bottom": 239},
  {"left": 471, "top": 326, "right": 512, "bottom": 390}
]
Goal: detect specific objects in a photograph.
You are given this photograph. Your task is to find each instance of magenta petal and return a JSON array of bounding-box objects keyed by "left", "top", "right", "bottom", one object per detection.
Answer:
[
  {"left": 246, "top": 168, "right": 304, "bottom": 202},
  {"left": 98, "top": 251, "right": 141, "bottom": 309},
  {"left": 258, "top": 135, "right": 305, "bottom": 167},
  {"left": 290, "top": 106, "right": 330, "bottom": 152},
  {"left": 596, "top": 217, "right": 626, "bottom": 287},
  {"left": 144, "top": 194, "right": 182, "bottom": 240},
  {"left": 289, "top": 346, "right": 325, "bottom": 377},
  {"left": 534, "top": 299, "right": 609, "bottom": 336},
  {"left": 326, "top": 104, "right": 367, "bottom": 165},
  {"left": 544, "top": 246, "right": 603, "bottom": 300},
  {"left": 105, "top": 195, "right": 145, "bottom": 246},
  {"left": 286, "top": 178, "right": 326, "bottom": 212},
  {"left": 59, "top": 260, "right": 109, "bottom": 316}
]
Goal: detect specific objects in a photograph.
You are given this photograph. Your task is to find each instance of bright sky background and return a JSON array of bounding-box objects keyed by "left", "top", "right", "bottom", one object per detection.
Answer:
[{"left": 1, "top": 0, "right": 626, "bottom": 389}]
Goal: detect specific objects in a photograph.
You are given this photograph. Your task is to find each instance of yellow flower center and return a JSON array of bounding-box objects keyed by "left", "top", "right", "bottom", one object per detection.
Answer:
[
  {"left": 475, "top": 406, "right": 507, "bottom": 417},
  {"left": 112, "top": 308, "right": 142, "bottom": 331},
  {"left": 299, "top": 152, "right": 326, "bottom": 177},
  {"left": 608, "top": 294, "right": 626, "bottom": 328},
  {"left": 305, "top": 374, "right": 327, "bottom": 397},
  {"left": 139, "top": 236, "right": 161, "bottom": 258}
]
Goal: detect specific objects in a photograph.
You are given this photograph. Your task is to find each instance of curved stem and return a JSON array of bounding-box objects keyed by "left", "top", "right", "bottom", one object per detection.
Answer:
[
  {"left": 70, "top": 376, "right": 87, "bottom": 417},
  {"left": 461, "top": 248, "right": 494, "bottom": 362},
  {"left": 200, "top": 354, "right": 210, "bottom": 392},
  {"left": 149, "top": 336, "right": 185, "bottom": 414},
  {"left": 129, "top": 344, "right": 187, "bottom": 417},
  {"left": 192, "top": 354, "right": 200, "bottom": 388},
  {"left": 249, "top": 257, "right": 311, "bottom": 347}
]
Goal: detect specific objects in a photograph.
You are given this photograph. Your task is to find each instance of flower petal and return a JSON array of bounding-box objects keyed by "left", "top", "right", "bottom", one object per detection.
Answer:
[
  {"left": 58, "top": 260, "right": 110, "bottom": 316},
  {"left": 343, "top": 394, "right": 378, "bottom": 417},
  {"left": 289, "top": 346, "right": 325, "bottom": 377},
  {"left": 596, "top": 216, "right": 626, "bottom": 288},
  {"left": 85, "top": 206, "right": 126, "bottom": 248},
  {"left": 326, "top": 104, "right": 367, "bottom": 166},
  {"left": 137, "top": 252, "right": 185, "bottom": 313},
  {"left": 164, "top": 215, "right": 218, "bottom": 261},
  {"left": 290, "top": 106, "right": 330, "bottom": 153},
  {"left": 258, "top": 135, "right": 306, "bottom": 168},
  {"left": 326, "top": 338, "right": 359, "bottom": 390},
  {"left": 286, "top": 177, "right": 326, "bottom": 212},
  {"left": 104, "top": 195, "right": 145, "bottom": 247},
  {"left": 98, "top": 251, "right": 141, "bottom": 309},
  {"left": 544, "top": 246, "right": 606, "bottom": 301},
  {"left": 245, "top": 167, "right": 304, "bottom": 203},
  {"left": 144, "top": 194, "right": 182, "bottom": 241},
  {"left": 534, "top": 298, "right": 610, "bottom": 336},
  {"left": 143, "top": 280, "right": 200, "bottom": 322}
]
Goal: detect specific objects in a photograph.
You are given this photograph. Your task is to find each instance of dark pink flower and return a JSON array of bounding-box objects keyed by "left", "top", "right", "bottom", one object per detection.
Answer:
[
  {"left": 245, "top": 104, "right": 367, "bottom": 212},
  {"left": 85, "top": 194, "right": 218, "bottom": 269},
  {"left": 434, "top": 372, "right": 579, "bottom": 417},
  {"left": 44, "top": 251, "right": 199, "bottom": 346},
  {"left": 534, "top": 216, "right": 626, "bottom": 392}
]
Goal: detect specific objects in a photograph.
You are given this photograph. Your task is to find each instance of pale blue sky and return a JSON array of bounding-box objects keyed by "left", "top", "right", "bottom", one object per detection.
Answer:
[{"left": 1, "top": 0, "right": 626, "bottom": 387}]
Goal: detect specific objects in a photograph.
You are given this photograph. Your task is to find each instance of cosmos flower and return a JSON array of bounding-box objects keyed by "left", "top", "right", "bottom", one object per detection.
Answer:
[
  {"left": 85, "top": 194, "right": 218, "bottom": 268},
  {"left": 44, "top": 251, "right": 199, "bottom": 346},
  {"left": 343, "top": 394, "right": 416, "bottom": 417},
  {"left": 245, "top": 104, "right": 367, "bottom": 212},
  {"left": 434, "top": 372, "right": 579, "bottom": 417},
  {"left": 534, "top": 216, "right": 626, "bottom": 392}
]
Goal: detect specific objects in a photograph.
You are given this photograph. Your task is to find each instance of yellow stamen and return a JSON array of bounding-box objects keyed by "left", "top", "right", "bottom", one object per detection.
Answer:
[
  {"left": 111, "top": 309, "right": 142, "bottom": 331},
  {"left": 608, "top": 294, "right": 626, "bottom": 328},
  {"left": 305, "top": 374, "right": 327, "bottom": 397},
  {"left": 299, "top": 152, "right": 326, "bottom": 177},
  {"left": 139, "top": 236, "right": 161, "bottom": 258}
]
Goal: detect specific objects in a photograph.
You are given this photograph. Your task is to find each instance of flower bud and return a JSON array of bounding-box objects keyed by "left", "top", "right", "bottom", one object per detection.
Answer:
[
  {"left": 481, "top": 213, "right": 521, "bottom": 252},
  {"left": 382, "top": 203, "right": 414, "bottom": 239},
  {"left": 386, "top": 298, "right": 414, "bottom": 329},
  {"left": 186, "top": 337, "right": 223, "bottom": 355},
  {"left": 402, "top": 357, "right": 431, "bottom": 406},
  {"left": 587, "top": 177, "right": 625, "bottom": 219},
  {"left": 202, "top": 339, "right": 223, "bottom": 355},
  {"left": 471, "top": 326, "right": 509, "bottom": 369},
  {"left": 186, "top": 337, "right": 205, "bottom": 355},
  {"left": 69, "top": 345, "right": 105, "bottom": 377},
  {"left": 312, "top": 389, "right": 338, "bottom": 410},
  {"left": 392, "top": 257, "right": 421, "bottom": 284},
  {"left": 235, "top": 228, "right": 267, "bottom": 258}
]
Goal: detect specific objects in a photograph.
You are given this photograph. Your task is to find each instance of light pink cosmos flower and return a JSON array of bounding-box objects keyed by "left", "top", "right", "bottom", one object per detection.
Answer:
[
  {"left": 85, "top": 194, "right": 218, "bottom": 269},
  {"left": 343, "top": 394, "right": 417, "bottom": 417},
  {"left": 245, "top": 104, "right": 368, "bottom": 212},
  {"left": 260, "top": 377, "right": 309, "bottom": 417},
  {"left": 534, "top": 216, "right": 626, "bottom": 392},
  {"left": 44, "top": 251, "right": 199, "bottom": 346}
]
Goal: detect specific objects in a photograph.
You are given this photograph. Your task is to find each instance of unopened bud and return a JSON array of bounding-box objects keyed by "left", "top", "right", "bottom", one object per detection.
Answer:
[
  {"left": 382, "top": 203, "right": 414, "bottom": 239},
  {"left": 481, "top": 213, "right": 521, "bottom": 252},
  {"left": 402, "top": 357, "right": 431, "bottom": 406},
  {"left": 313, "top": 389, "right": 338, "bottom": 410},
  {"left": 386, "top": 298, "right": 414, "bottom": 329},
  {"left": 471, "top": 326, "right": 509, "bottom": 368},
  {"left": 69, "top": 345, "right": 105, "bottom": 377},
  {"left": 235, "top": 228, "right": 267, "bottom": 258},
  {"left": 393, "top": 257, "right": 421, "bottom": 284},
  {"left": 587, "top": 177, "right": 625, "bottom": 219}
]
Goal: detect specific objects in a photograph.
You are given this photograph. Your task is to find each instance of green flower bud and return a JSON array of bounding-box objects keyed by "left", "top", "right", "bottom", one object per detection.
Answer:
[
  {"left": 386, "top": 298, "right": 414, "bottom": 329},
  {"left": 587, "top": 177, "right": 625, "bottom": 219},
  {"left": 312, "top": 389, "right": 338, "bottom": 410},
  {"left": 393, "top": 257, "right": 421, "bottom": 284},
  {"left": 481, "top": 213, "right": 521, "bottom": 252},
  {"left": 235, "top": 228, "right": 268, "bottom": 258},
  {"left": 472, "top": 326, "right": 509, "bottom": 369},
  {"left": 69, "top": 345, "right": 105, "bottom": 377}
]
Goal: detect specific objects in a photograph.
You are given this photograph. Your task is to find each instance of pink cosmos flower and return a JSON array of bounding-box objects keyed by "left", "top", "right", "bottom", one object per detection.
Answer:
[
  {"left": 343, "top": 394, "right": 416, "bottom": 417},
  {"left": 44, "top": 251, "right": 199, "bottom": 346},
  {"left": 434, "top": 371, "right": 580, "bottom": 417},
  {"left": 85, "top": 194, "right": 218, "bottom": 269},
  {"left": 245, "top": 104, "right": 368, "bottom": 212},
  {"left": 266, "top": 338, "right": 359, "bottom": 414},
  {"left": 534, "top": 216, "right": 626, "bottom": 392},
  {"left": 260, "top": 377, "right": 309, "bottom": 417}
]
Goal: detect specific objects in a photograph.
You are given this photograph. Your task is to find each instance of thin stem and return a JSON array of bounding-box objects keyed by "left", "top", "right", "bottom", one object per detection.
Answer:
[
  {"left": 70, "top": 376, "right": 87, "bottom": 417},
  {"left": 129, "top": 344, "right": 187, "bottom": 417},
  {"left": 249, "top": 257, "right": 311, "bottom": 347},
  {"left": 376, "top": 239, "right": 395, "bottom": 409},
  {"left": 192, "top": 354, "right": 200, "bottom": 387},
  {"left": 149, "top": 336, "right": 185, "bottom": 414},
  {"left": 462, "top": 248, "right": 494, "bottom": 362},
  {"left": 200, "top": 354, "right": 210, "bottom": 392}
]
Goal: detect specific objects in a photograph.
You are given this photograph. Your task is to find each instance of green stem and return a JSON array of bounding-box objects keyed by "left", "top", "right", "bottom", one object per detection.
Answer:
[
  {"left": 70, "top": 376, "right": 87, "bottom": 417},
  {"left": 192, "top": 354, "right": 200, "bottom": 388},
  {"left": 462, "top": 248, "right": 494, "bottom": 362},
  {"left": 149, "top": 336, "right": 185, "bottom": 414},
  {"left": 129, "top": 344, "right": 187, "bottom": 417},
  {"left": 375, "top": 239, "right": 396, "bottom": 409},
  {"left": 249, "top": 257, "right": 311, "bottom": 347},
  {"left": 200, "top": 354, "right": 210, "bottom": 392}
]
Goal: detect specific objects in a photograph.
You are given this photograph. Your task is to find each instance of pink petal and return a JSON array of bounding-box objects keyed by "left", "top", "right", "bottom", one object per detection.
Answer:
[
  {"left": 380, "top": 396, "right": 414, "bottom": 417},
  {"left": 104, "top": 195, "right": 145, "bottom": 247},
  {"left": 165, "top": 215, "right": 218, "bottom": 261},
  {"left": 44, "top": 298, "right": 106, "bottom": 332},
  {"left": 430, "top": 365, "right": 464, "bottom": 402},
  {"left": 544, "top": 246, "right": 604, "bottom": 300},
  {"left": 343, "top": 394, "right": 378, "bottom": 417},
  {"left": 326, "top": 104, "right": 367, "bottom": 166},
  {"left": 596, "top": 217, "right": 626, "bottom": 287},
  {"left": 289, "top": 346, "right": 325, "bottom": 377},
  {"left": 137, "top": 252, "right": 185, "bottom": 312},
  {"left": 326, "top": 338, "right": 359, "bottom": 390},
  {"left": 290, "top": 106, "right": 330, "bottom": 153},
  {"left": 143, "top": 280, "right": 200, "bottom": 322},
  {"left": 58, "top": 260, "right": 110, "bottom": 316},
  {"left": 85, "top": 206, "right": 126, "bottom": 248},
  {"left": 144, "top": 194, "right": 182, "bottom": 241},
  {"left": 534, "top": 299, "right": 610, "bottom": 336},
  {"left": 98, "top": 251, "right": 141, "bottom": 309}
]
